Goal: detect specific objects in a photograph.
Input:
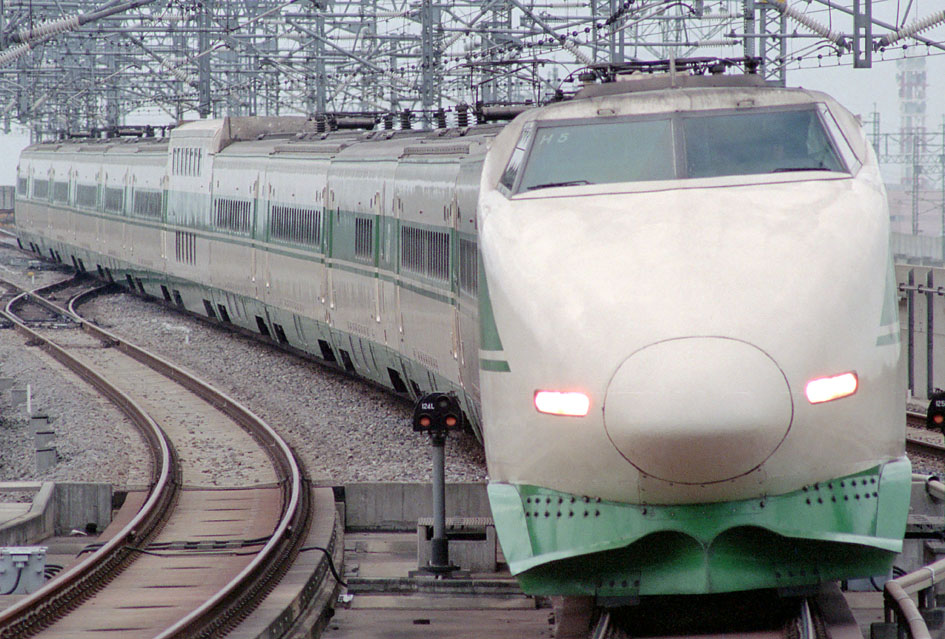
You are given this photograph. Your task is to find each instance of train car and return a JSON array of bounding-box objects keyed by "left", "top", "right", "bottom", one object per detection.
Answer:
[
  {"left": 14, "top": 70, "right": 909, "bottom": 600},
  {"left": 15, "top": 118, "right": 496, "bottom": 440},
  {"left": 479, "top": 74, "right": 908, "bottom": 597}
]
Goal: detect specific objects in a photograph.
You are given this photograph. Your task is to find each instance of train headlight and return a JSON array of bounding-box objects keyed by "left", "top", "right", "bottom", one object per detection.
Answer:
[
  {"left": 805, "top": 372, "right": 858, "bottom": 404},
  {"left": 534, "top": 391, "right": 590, "bottom": 417}
]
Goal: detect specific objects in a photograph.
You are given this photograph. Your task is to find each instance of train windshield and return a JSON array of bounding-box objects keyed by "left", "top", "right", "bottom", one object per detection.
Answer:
[
  {"left": 510, "top": 107, "right": 848, "bottom": 193},
  {"left": 516, "top": 119, "right": 675, "bottom": 192},
  {"left": 682, "top": 109, "right": 844, "bottom": 178}
]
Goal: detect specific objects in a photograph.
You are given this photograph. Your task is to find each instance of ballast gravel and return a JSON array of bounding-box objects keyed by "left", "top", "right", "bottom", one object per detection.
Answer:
[
  {"left": 0, "top": 250, "right": 486, "bottom": 489},
  {"left": 0, "top": 261, "right": 152, "bottom": 488},
  {"left": 79, "top": 293, "right": 487, "bottom": 484}
]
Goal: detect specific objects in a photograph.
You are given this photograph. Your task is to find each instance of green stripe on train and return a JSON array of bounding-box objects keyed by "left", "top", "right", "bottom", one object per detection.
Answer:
[
  {"left": 478, "top": 253, "right": 504, "bottom": 352},
  {"left": 480, "top": 359, "right": 511, "bottom": 372}
]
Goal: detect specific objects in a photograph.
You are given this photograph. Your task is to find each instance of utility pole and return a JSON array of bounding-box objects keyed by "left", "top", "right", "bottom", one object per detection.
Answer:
[
  {"left": 419, "top": 0, "right": 436, "bottom": 128},
  {"left": 198, "top": 0, "right": 211, "bottom": 118},
  {"left": 315, "top": 1, "right": 327, "bottom": 114},
  {"left": 106, "top": 52, "right": 119, "bottom": 131}
]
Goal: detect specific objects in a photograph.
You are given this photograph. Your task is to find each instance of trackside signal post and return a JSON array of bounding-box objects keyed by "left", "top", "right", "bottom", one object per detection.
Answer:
[
  {"left": 929, "top": 390, "right": 945, "bottom": 436},
  {"left": 413, "top": 392, "right": 463, "bottom": 576}
]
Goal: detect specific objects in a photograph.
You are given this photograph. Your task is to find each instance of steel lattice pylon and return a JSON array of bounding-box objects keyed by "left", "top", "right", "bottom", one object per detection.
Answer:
[{"left": 0, "top": 0, "right": 942, "bottom": 137}]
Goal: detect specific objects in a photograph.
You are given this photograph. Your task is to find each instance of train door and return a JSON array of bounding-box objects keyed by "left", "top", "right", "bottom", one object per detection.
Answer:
[
  {"left": 318, "top": 185, "right": 330, "bottom": 309},
  {"left": 251, "top": 173, "right": 265, "bottom": 303},
  {"left": 325, "top": 187, "right": 336, "bottom": 313},
  {"left": 159, "top": 173, "right": 167, "bottom": 271},
  {"left": 391, "top": 192, "right": 415, "bottom": 397},
  {"left": 393, "top": 194, "right": 404, "bottom": 344},
  {"left": 449, "top": 195, "right": 464, "bottom": 386},
  {"left": 373, "top": 188, "right": 383, "bottom": 326},
  {"left": 261, "top": 179, "right": 273, "bottom": 305},
  {"left": 454, "top": 157, "right": 483, "bottom": 401}
]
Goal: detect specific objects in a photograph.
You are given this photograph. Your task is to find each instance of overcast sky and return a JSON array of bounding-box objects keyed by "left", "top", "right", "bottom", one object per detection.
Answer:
[{"left": 0, "top": 52, "right": 941, "bottom": 186}]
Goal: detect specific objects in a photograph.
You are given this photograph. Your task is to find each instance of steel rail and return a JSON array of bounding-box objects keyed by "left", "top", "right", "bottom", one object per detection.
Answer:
[
  {"left": 0, "top": 276, "right": 311, "bottom": 637},
  {"left": 905, "top": 435, "right": 945, "bottom": 456},
  {"left": 0, "top": 278, "right": 180, "bottom": 638},
  {"left": 905, "top": 408, "right": 945, "bottom": 457},
  {"left": 66, "top": 284, "right": 312, "bottom": 638}
]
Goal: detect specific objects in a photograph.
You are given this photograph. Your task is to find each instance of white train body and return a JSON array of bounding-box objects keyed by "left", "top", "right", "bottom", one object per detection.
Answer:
[
  {"left": 15, "top": 76, "right": 909, "bottom": 598},
  {"left": 479, "top": 82, "right": 901, "bottom": 503}
]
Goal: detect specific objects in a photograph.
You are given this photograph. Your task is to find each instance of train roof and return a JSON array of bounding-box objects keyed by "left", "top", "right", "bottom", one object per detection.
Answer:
[
  {"left": 573, "top": 72, "right": 766, "bottom": 99},
  {"left": 533, "top": 82, "right": 845, "bottom": 121},
  {"left": 23, "top": 116, "right": 503, "bottom": 161},
  {"left": 22, "top": 74, "right": 857, "bottom": 162}
]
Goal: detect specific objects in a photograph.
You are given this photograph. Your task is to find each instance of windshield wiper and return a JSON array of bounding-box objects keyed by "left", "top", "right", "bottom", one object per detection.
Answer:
[
  {"left": 525, "top": 179, "right": 592, "bottom": 191},
  {"left": 772, "top": 166, "right": 833, "bottom": 173}
]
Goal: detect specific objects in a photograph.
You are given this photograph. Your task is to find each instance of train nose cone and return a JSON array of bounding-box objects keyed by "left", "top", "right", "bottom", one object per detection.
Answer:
[{"left": 603, "top": 337, "right": 793, "bottom": 484}]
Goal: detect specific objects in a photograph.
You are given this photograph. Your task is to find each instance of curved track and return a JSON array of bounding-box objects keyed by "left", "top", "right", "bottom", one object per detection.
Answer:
[{"left": 0, "top": 276, "right": 312, "bottom": 638}]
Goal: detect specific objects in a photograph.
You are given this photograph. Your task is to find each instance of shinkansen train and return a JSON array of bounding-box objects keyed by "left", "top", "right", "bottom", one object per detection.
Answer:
[{"left": 15, "top": 70, "right": 909, "bottom": 599}]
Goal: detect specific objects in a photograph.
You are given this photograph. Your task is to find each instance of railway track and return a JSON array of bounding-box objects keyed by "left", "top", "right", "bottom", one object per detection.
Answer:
[
  {"left": 0, "top": 275, "right": 314, "bottom": 638},
  {"left": 588, "top": 586, "right": 849, "bottom": 639},
  {"left": 905, "top": 410, "right": 945, "bottom": 461}
]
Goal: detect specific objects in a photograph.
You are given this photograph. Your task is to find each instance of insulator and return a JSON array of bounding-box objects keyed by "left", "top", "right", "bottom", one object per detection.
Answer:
[
  {"left": 383, "top": 114, "right": 394, "bottom": 130},
  {"left": 0, "top": 42, "right": 32, "bottom": 68},
  {"left": 16, "top": 15, "right": 80, "bottom": 42},
  {"left": 769, "top": 0, "right": 845, "bottom": 47},
  {"left": 435, "top": 108, "right": 447, "bottom": 129},
  {"left": 561, "top": 38, "right": 593, "bottom": 66},
  {"left": 456, "top": 104, "right": 469, "bottom": 128},
  {"left": 879, "top": 10, "right": 945, "bottom": 47},
  {"left": 400, "top": 109, "right": 412, "bottom": 130}
]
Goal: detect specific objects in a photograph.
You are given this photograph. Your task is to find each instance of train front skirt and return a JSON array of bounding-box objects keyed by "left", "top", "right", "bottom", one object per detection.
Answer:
[{"left": 488, "top": 457, "right": 911, "bottom": 596}]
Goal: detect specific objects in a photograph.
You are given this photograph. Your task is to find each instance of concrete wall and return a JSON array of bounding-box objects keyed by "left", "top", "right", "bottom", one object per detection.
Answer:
[
  {"left": 342, "top": 482, "right": 490, "bottom": 530},
  {"left": 0, "top": 483, "right": 55, "bottom": 546},
  {"left": 53, "top": 483, "right": 112, "bottom": 535},
  {"left": 0, "top": 482, "right": 112, "bottom": 545}
]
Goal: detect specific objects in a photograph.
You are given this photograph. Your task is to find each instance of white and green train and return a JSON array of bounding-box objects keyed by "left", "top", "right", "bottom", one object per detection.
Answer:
[
  {"left": 16, "top": 72, "right": 911, "bottom": 599},
  {"left": 16, "top": 117, "right": 494, "bottom": 440}
]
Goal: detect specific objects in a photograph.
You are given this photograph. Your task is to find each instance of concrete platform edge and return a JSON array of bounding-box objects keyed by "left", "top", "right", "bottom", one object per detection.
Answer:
[
  {"left": 284, "top": 516, "right": 345, "bottom": 639},
  {"left": 228, "top": 486, "right": 344, "bottom": 639},
  {"left": 0, "top": 482, "right": 112, "bottom": 547},
  {"left": 0, "top": 482, "right": 54, "bottom": 546}
]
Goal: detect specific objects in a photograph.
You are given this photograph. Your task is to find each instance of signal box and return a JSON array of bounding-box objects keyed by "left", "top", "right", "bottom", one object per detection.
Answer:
[
  {"left": 412, "top": 393, "right": 462, "bottom": 433},
  {"left": 928, "top": 390, "right": 945, "bottom": 434}
]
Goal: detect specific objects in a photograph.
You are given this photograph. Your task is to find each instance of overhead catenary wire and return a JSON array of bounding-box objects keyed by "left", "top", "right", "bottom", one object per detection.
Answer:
[{"left": 3, "top": 0, "right": 945, "bottom": 137}]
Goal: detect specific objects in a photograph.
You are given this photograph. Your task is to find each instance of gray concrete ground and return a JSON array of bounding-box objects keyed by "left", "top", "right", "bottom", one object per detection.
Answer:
[{"left": 324, "top": 531, "right": 553, "bottom": 638}]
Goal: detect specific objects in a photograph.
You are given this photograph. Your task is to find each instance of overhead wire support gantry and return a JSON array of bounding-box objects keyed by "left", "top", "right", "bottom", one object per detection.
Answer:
[{"left": 0, "top": 0, "right": 941, "bottom": 138}]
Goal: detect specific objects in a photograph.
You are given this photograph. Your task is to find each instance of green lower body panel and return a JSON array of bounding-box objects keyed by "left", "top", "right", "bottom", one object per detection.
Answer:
[{"left": 488, "top": 457, "right": 911, "bottom": 596}]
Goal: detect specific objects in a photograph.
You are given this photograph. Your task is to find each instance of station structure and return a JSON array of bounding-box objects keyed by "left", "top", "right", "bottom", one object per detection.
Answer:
[
  {"left": 0, "top": 1, "right": 942, "bottom": 236},
  {"left": 0, "top": 1, "right": 940, "bottom": 133}
]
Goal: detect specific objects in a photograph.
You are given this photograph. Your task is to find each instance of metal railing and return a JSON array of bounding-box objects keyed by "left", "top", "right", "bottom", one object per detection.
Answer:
[{"left": 883, "top": 475, "right": 945, "bottom": 639}]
